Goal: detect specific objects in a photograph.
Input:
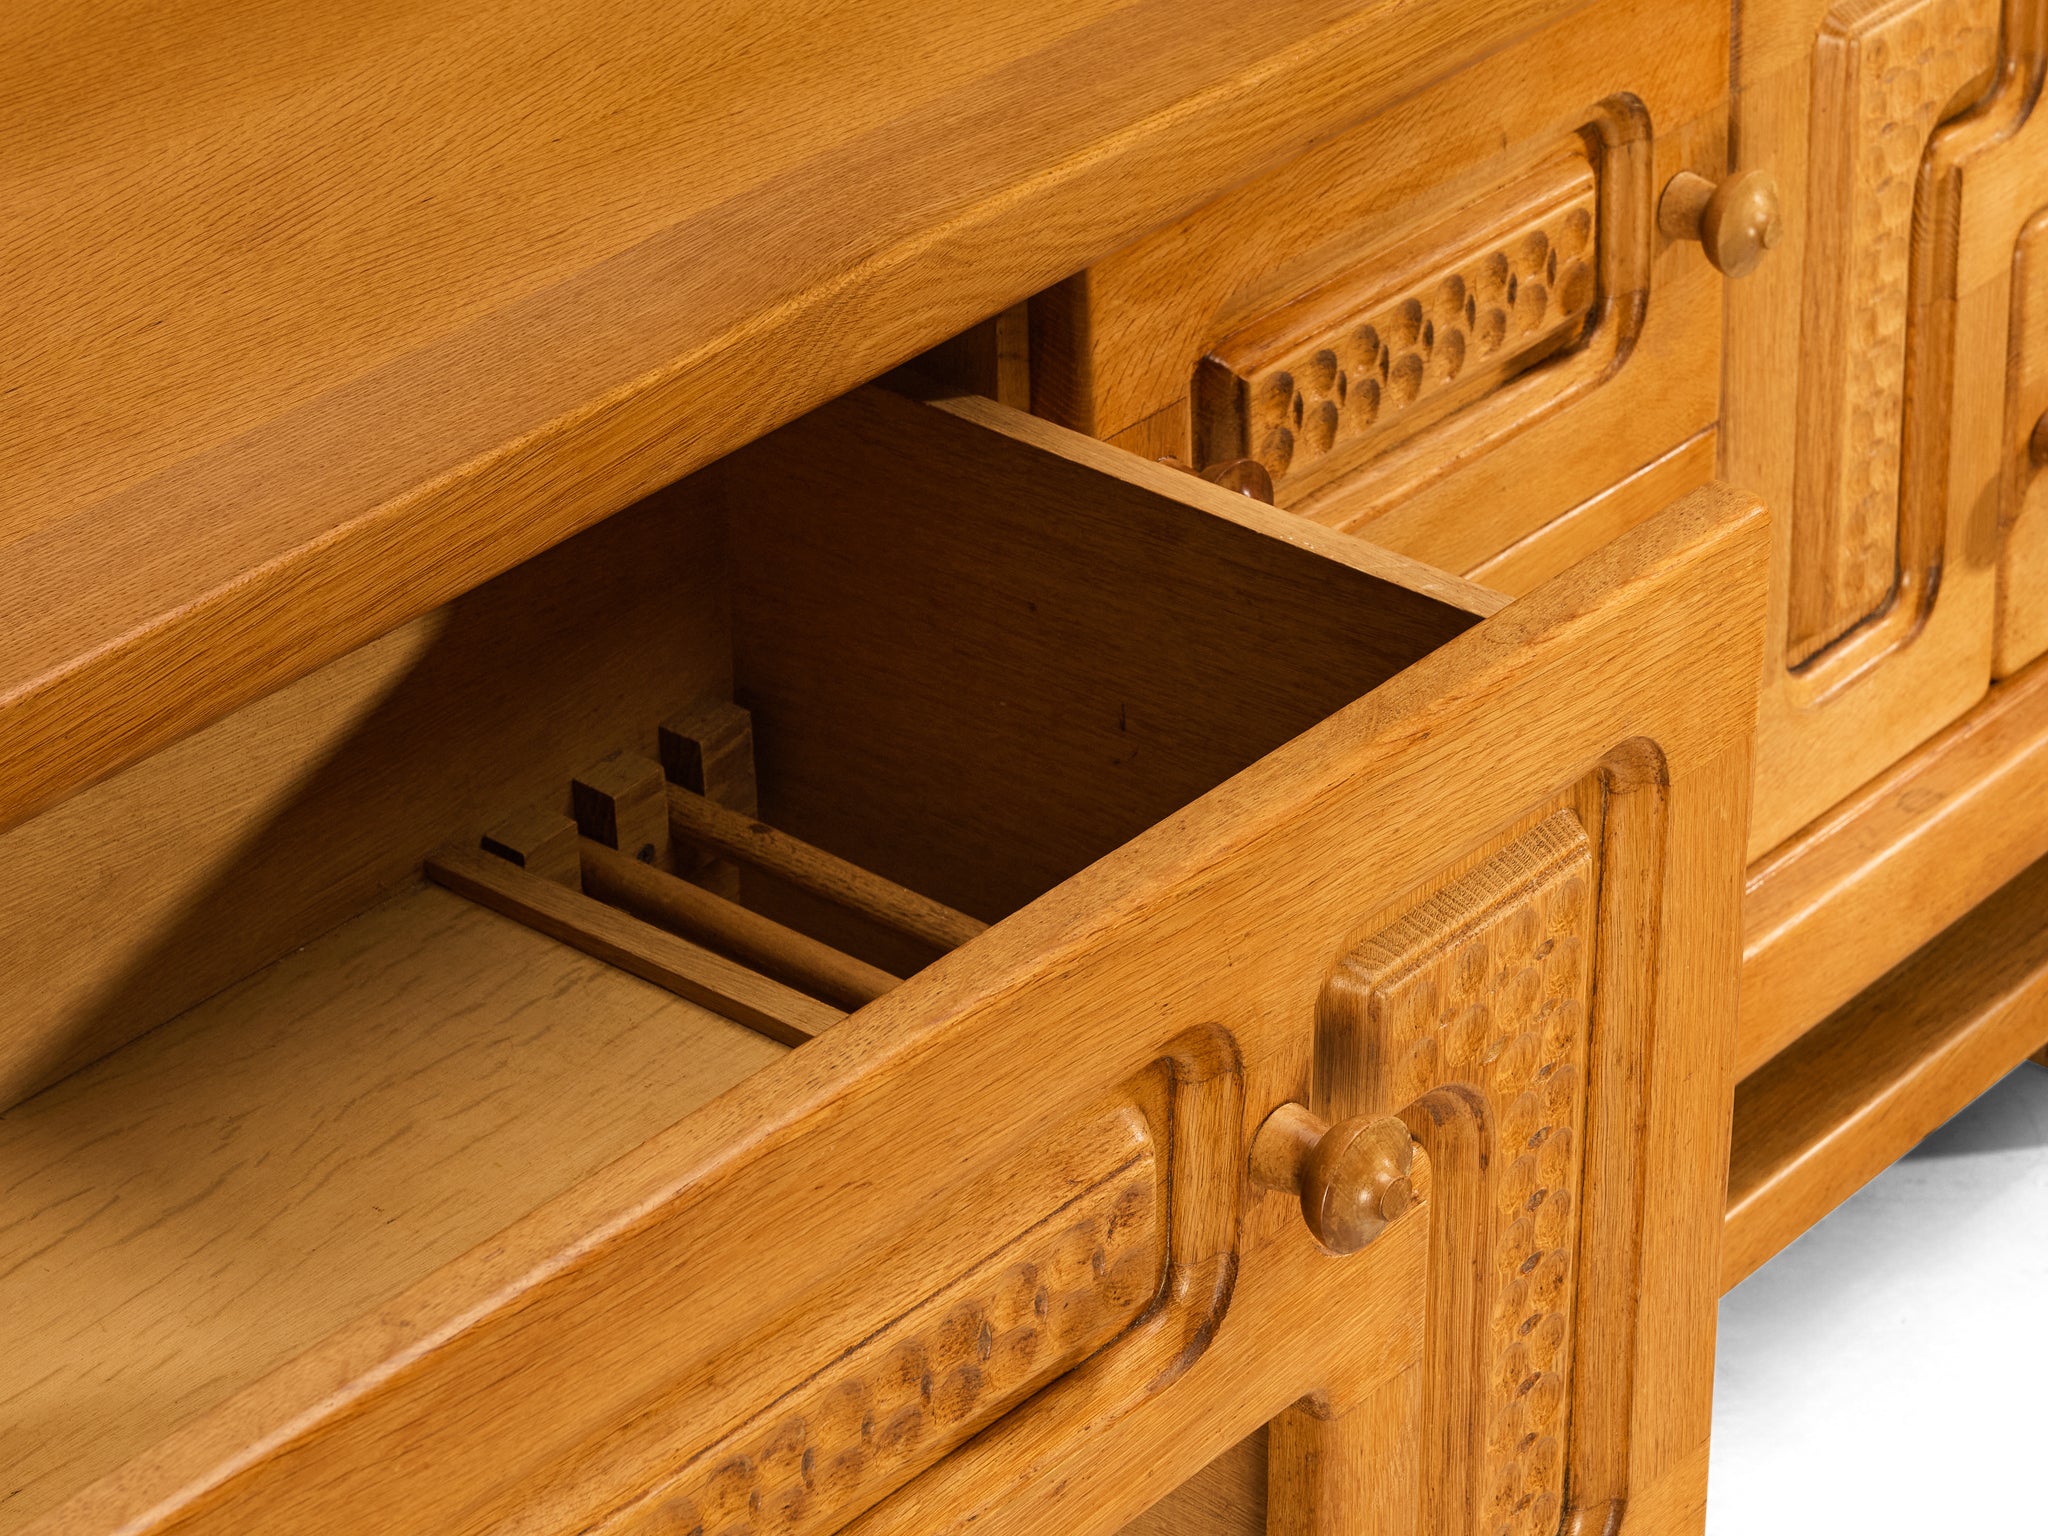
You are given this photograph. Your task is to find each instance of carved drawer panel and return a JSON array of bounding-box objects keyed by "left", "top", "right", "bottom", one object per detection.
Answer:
[
  {"left": 1025, "top": 0, "right": 1729, "bottom": 589},
  {"left": 1788, "top": 0, "right": 2002, "bottom": 667},
  {"left": 2000, "top": 207, "right": 2048, "bottom": 673},
  {"left": 601, "top": 1098, "right": 1168, "bottom": 1536},
  {"left": 1193, "top": 151, "right": 1599, "bottom": 507}
]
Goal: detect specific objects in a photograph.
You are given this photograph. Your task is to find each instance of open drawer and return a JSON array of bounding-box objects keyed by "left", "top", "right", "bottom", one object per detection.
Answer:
[{"left": 0, "top": 387, "right": 1765, "bottom": 1536}]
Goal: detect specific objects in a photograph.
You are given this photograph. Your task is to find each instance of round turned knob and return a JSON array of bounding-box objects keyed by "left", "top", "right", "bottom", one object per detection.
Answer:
[
  {"left": 1156, "top": 454, "right": 1277, "bottom": 504},
  {"left": 1659, "top": 169, "right": 1783, "bottom": 278},
  {"left": 1249, "top": 1102, "right": 1417, "bottom": 1254}
]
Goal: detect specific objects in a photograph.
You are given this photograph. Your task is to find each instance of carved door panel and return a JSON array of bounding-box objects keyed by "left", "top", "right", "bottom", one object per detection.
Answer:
[
  {"left": 1994, "top": 106, "right": 2048, "bottom": 674},
  {"left": 1730, "top": 0, "right": 2046, "bottom": 853},
  {"left": 1113, "top": 736, "right": 1745, "bottom": 1536}
]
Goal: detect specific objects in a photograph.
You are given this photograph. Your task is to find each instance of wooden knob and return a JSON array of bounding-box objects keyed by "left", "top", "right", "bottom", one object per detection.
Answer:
[
  {"left": 1250, "top": 1102, "right": 1416, "bottom": 1254},
  {"left": 1659, "top": 169, "right": 1783, "bottom": 278},
  {"left": 1157, "top": 455, "right": 1276, "bottom": 504}
]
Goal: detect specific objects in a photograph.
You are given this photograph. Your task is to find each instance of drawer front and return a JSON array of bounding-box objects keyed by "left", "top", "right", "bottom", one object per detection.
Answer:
[
  {"left": 1189, "top": 144, "right": 1604, "bottom": 509},
  {"left": 1027, "top": 0, "right": 1728, "bottom": 588},
  {"left": 29, "top": 397, "right": 1768, "bottom": 1536},
  {"left": 1730, "top": 0, "right": 2048, "bottom": 854}
]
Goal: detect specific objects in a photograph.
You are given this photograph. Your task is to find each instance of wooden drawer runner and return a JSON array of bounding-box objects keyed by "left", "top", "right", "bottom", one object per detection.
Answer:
[{"left": 0, "top": 385, "right": 1766, "bottom": 1536}]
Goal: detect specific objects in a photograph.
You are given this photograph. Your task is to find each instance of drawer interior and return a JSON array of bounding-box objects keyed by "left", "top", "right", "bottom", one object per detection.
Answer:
[{"left": 0, "top": 384, "right": 1498, "bottom": 1529}]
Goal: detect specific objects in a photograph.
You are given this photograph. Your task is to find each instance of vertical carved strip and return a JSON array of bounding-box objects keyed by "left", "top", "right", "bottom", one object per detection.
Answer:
[
  {"left": 1318, "top": 811, "right": 1594, "bottom": 1536},
  {"left": 1790, "top": 0, "right": 2000, "bottom": 664}
]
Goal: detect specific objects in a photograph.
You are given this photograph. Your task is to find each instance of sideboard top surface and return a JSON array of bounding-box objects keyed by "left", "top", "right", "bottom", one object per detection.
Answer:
[{"left": 0, "top": 0, "right": 1583, "bottom": 835}]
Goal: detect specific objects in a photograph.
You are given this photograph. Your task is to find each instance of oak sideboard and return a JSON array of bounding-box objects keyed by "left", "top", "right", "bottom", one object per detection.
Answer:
[{"left": 4, "top": 1, "right": 2046, "bottom": 1532}]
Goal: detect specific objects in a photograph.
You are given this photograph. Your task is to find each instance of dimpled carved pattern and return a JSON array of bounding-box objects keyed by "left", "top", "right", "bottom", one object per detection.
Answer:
[
  {"left": 1791, "top": 0, "right": 2000, "bottom": 662},
  {"left": 1193, "top": 157, "right": 1597, "bottom": 498},
  {"left": 626, "top": 1158, "right": 1161, "bottom": 1536},
  {"left": 1326, "top": 811, "right": 1593, "bottom": 1536}
]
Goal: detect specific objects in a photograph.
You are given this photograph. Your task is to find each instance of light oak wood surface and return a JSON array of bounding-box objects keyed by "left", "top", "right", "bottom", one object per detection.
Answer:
[
  {"left": 0, "top": 0, "right": 1599, "bottom": 842},
  {"left": 665, "top": 785, "right": 987, "bottom": 953},
  {"left": 1726, "top": 851, "right": 2048, "bottom": 1290},
  {"left": 0, "top": 886, "right": 785, "bottom": 1534},
  {"left": 0, "top": 490, "right": 729, "bottom": 1111},
  {"left": 1116, "top": 1432, "right": 1265, "bottom": 1534},
  {"left": 1028, "top": 0, "right": 1729, "bottom": 584},
  {"left": 578, "top": 837, "right": 902, "bottom": 1011},
  {"left": 1729, "top": 0, "right": 2047, "bottom": 856},
  {"left": 1997, "top": 205, "right": 2048, "bottom": 674},
  {"left": 24, "top": 2, "right": 2048, "bottom": 1526},
  {"left": 722, "top": 388, "right": 1498, "bottom": 923},
  {"left": 14, "top": 398, "right": 1767, "bottom": 1535},
  {"left": 1466, "top": 429, "right": 1718, "bottom": 596},
  {"left": 1786, "top": 0, "right": 2001, "bottom": 664},
  {"left": 1740, "top": 655, "right": 2048, "bottom": 1077},
  {"left": 425, "top": 845, "right": 844, "bottom": 1045}
]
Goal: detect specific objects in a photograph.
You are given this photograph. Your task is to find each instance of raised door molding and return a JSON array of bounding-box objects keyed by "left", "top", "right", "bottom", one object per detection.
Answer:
[
  {"left": 1319, "top": 811, "right": 1595, "bottom": 1536},
  {"left": 1789, "top": 0, "right": 2001, "bottom": 666}
]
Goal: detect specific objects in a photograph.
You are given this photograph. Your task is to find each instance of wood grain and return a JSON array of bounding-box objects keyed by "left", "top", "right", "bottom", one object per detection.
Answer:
[
  {"left": 1787, "top": 0, "right": 2000, "bottom": 664},
  {"left": 607, "top": 1145, "right": 1161, "bottom": 1536},
  {"left": 1193, "top": 148, "right": 1598, "bottom": 499},
  {"left": 425, "top": 845, "right": 843, "bottom": 1045},
  {"left": 667, "top": 785, "right": 987, "bottom": 953},
  {"left": 1466, "top": 429, "right": 1717, "bottom": 596},
  {"left": 572, "top": 753, "right": 673, "bottom": 871},
  {"left": 1114, "top": 1432, "right": 1264, "bottom": 1535},
  {"left": 0, "top": 886, "right": 785, "bottom": 1534},
  {"left": 1997, "top": 206, "right": 2048, "bottom": 675},
  {"left": 1322, "top": 811, "right": 1595, "bottom": 1536},
  {"left": 0, "top": 488, "right": 729, "bottom": 1113},
  {"left": 1726, "top": 851, "right": 2048, "bottom": 1290},
  {"left": 1266, "top": 1382, "right": 1421, "bottom": 1536},
  {"left": 723, "top": 387, "right": 1495, "bottom": 923},
  {"left": 1029, "top": 0, "right": 1726, "bottom": 577},
  {"left": 579, "top": 838, "right": 901, "bottom": 1011},
  {"left": 0, "top": 0, "right": 1596, "bottom": 839},
  {"left": 1727, "top": 0, "right": 2014, "bottom": 855},
  {"left": 19, "top": 477, "right": 1767, "bottom": 1535},
  {"left": 1740, "top": 657, "right": 2048, "bottom": 1077}
]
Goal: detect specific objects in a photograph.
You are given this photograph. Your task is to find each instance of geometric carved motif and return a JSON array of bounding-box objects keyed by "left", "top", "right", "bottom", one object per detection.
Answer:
[
  {"left": 1791, "top": 0, "right": 2000, "bottom": 663},
  {"left": 1194, "top": 153, "right": 1598, "bottom": 503},
  {"left": 609, "top": 1153, "right": 1162, "bottom": 1536},
  {"left": 1321, "top": 810, "right": 1594, "bottom": 1536}
]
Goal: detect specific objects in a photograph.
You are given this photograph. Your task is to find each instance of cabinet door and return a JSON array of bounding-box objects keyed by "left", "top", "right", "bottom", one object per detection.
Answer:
[
  {"left": 24, "top": 401, "right": 1767, "bottom": 1536},
  {"left": 1728, "top": 0, "right": 2047, "bottom": 853},
  {"left": 1996, "top": 142, "right": 2048, "bottom": 675}
]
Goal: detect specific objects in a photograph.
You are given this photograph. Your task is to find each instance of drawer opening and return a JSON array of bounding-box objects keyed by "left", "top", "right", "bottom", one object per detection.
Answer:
[{"left": 0, "top": 382, "right": 1495, "bottom": 1530}]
